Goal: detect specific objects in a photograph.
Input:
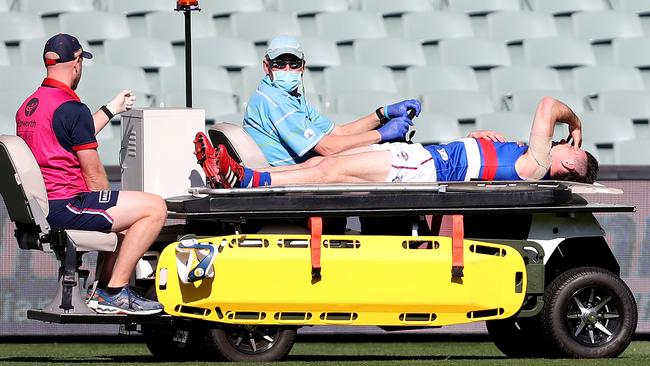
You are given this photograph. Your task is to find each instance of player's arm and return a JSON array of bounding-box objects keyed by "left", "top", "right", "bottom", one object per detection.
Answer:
[
  {"left": 330, "top": 111, "right": 382, "bottom": 136},
  {"left": 77, "top": 149, "right": 110, "bottom": 190}
]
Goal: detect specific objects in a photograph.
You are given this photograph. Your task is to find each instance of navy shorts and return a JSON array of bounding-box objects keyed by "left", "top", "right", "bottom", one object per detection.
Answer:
[{"left": 47, "top": 190, "right": 120, "bottom": 232}]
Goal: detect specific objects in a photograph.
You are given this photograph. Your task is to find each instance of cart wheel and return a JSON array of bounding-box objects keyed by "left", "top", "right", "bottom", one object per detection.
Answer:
[
  {"left": 486, "top": 315, "right": 558, "bottom": 358},
  {"left": 541, "top": 266, "right": 637, "bottom": 358},
  {"left": 142, "top": 324, "right": 208, "bottom": 361},
  {"left": 204, "top": 325, "right": 297, "bottom": 362}
]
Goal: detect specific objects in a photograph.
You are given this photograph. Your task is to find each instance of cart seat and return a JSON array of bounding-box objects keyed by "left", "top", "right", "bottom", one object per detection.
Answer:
[
  {"left": 207, "top": 123, "right": 270, "bottom": 169},
  {"left": 0, "top": 134, "right": 117, "bottom": 314},
  {"left": 0, "top": 135, "right": 117, "bottom": 252}
]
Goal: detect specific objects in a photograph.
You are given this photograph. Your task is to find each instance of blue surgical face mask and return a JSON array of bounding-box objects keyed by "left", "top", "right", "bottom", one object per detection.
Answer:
[{"left": 272, "top": 71, "right": 301, "bottom": 93}]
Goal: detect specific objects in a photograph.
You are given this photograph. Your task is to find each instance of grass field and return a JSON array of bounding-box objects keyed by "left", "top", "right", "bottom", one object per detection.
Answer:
[{"left": 0, "top": 340, "right": 649, "bottom": 366}]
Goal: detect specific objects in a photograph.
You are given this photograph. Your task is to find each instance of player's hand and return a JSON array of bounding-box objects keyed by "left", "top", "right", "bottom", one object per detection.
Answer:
[
  {"left": 106, "top": 89, "right": 136, "bottom": 115},
  {"left": 467, "top": 130, "right": 506, "bottom": 142},
  {"left": 385, "top": 99, "right": 421, "bottom": 118},
  {"left": 568, "top": 124, "right": 582, "bottom": 151},
  {"left": 378, "top": 116, "right": 413, "bottom": 142}
]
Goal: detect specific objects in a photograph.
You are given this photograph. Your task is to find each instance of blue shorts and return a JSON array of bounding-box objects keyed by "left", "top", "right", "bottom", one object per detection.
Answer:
[{"left": 47, "top": 191, "right": 120, "bottom": 232}]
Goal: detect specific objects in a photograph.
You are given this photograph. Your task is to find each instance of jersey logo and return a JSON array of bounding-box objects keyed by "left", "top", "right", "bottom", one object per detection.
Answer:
[
  {"left": 400, "top": 151, "right": 409, "bottom": 161},
  {"left": 99, "top": 190, "right": 111, "bottom": 203},
  {"left": 25, "top": 98, "right": 39, "bottom": 117},
  {"left": 304, "top": 128, "right": 315, "bottom": 140},
  {"left": 437, "top": 148, "right": 448, "bottom": 161}
]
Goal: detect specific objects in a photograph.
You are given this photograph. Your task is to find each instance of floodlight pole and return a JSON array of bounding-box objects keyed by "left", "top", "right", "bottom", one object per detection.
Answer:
[{"left": 175, "top": 1, "right": 201, "bottom": 108}]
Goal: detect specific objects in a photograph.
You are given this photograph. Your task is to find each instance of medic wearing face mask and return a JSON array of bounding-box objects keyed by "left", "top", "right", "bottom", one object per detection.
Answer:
[{"left": 243, "top": 35, "right": 421, "bottom": 167}]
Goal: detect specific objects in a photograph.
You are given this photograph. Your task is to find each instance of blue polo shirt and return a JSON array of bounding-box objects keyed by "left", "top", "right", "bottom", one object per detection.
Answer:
[{"left": 243, "top": 75, "right": 334, "bottom": 166}]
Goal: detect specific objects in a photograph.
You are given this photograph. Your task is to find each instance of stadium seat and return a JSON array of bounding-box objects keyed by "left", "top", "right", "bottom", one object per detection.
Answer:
[
  {"left": 200, "top": 0, "right": 266, "bottom": 17},
  {"left": 0, "top": 12, "right": 45, "bottom": 43},
  {"left": 487, "top": 11, "right": 557, "bottom": 44},
  {"left": 0, "top": 0, "right": 8, "bottom": 12},
  {"left": 59, "top": 12, "right": 130, "bottom": 43},
  {"left": 360, "top": 0, "right": 432, "bottom": 16},
  {"left": 104, "top": 38, "right": 176, "bottom": 69},
  {"left": 614, "top": 139, "right": 650, "bottom": 165},
  {"left": 411, "top": 113, "right": 462, "bottom": 144},
  {"left": 612, "top": 37, "right": 650, "bottom": 69},
  {"left": 0, "top": 114, "right": 13, "bottom": 135},
  {"left": 163, "top": 89, "right": 238, "bottom": 122},
  {"left": 159, "top": 65, "right": 233, "bottom": 95},
  {"left": 523, "top": 37, "right": 596, "bottom": 68},
  {"left": 277, "top": 0, "right": 348, "bottom": 16},
  {"left": 490, "top": 66, "right": 563, "bottom": 101},
  {"left": 527, "top": 0, "right": 607, "bottom": 15},
  {"left": 0, "top": 64, "right": 44, "bottom": 94},
  {"left": 20, "top": 0, "right": 93, "bottom": 16},
  {"left": 447, "top": 0, "right": 520, "bottom": 15},
  {"left": 300, "top": 37, "right": 341, "bottom": 68},
  {"left": 573, "top": 66, "right": 645, "bottom": 98},
  {"left": 76, "top": 64, "right": 152, "bottom": 101},
  {"left": 439, "top": 38, "right": 511, "bottom": 69},
  {"left": 579, "top": 111, "right": 635, "bottom": 145},
  {"left": 194, "top": 37, "right": 258, "bottom": 69},
  {"left": 407, "top": 65, "right": 479, "bottom": 96},
  {"left": 106, "top": 0, "right": 172, "bottom": 15},
  {"left": 572, "top": 11, "right": 643, "bottom": 44},
  {"left": 353, "top": 38, "right": 426, "bottom": 68},
  {"left": 475, "top": 112, "right": 532, "bottom": 142},
  {"left": 597, "top": 90, "right": 650, "bottom": 122},
  {"left": 0, "top": 135, "right": 118, "bottom": 315},
  {"left": 77, "top": 88, "right": 154, "bottom": 121},
  {"left": 19, "top": 38, "right": 91, "bottom": 65},
  {"left": 422, "top": 91, "right": 494, "bottom": 122},
  {"left": 402, "top": 11, "right": 474, "bottom": 44},
  {"left": 612, "top": 0, "right": 650, "bottom": 14},
  {"left": 508, "top": 90, "right": 584, "bottom": 114},
  {"left": 230, "top": 12, "right": 301, "bottom": 44},
  {"left": 323, "top": 65, "right": 397, "bottom": 96},
  {"left": 146, "top": 11, "right": 216, "bottom": 44},
  {"left": 0, "top": 42, "right": 8, "bottom": 66},
  {"left": 316, "top": 11, "right": 387, "bottom": 44},
  {"left": 336, "top": 91, "right": 403, "bottom": 116}
]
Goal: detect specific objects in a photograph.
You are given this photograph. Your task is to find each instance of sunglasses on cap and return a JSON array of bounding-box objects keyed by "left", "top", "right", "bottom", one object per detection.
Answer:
[{"left": 270, "top": 59, "right": 303, "bottom": 70}]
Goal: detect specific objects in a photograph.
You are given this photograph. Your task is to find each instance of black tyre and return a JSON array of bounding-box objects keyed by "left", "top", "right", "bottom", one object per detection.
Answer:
[
  {"left": 204, "top": 325, "right": 297, "bottom": 362},
  {"left": 142, "top": 324, "right": 208, "bottom": 361},
  {"left": 486, "top": 315, "right": 558, "bottom": 358},
  {"left": 541, "top": 266, "right": 637, "bottom": 358}
]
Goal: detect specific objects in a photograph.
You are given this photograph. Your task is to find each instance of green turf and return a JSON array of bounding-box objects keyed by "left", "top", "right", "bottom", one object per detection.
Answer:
[{"left": 0, "top": 341, "right": 649, "bottom": 366}]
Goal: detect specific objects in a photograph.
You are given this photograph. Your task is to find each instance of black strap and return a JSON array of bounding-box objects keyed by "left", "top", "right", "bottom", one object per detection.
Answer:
[
  {"left": 375, "top": 107, "right": 389, "bottom": 125},
  {"left": 60, "top": 232, "right": 77, "bottom": 311},
  {"left": 100, "top": 105, "right": 114, "bottom": 120}
]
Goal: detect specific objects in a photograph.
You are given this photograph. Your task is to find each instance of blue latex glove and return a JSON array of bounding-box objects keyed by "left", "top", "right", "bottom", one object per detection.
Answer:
[
  {"left": 378, "top": 116, "right": 413, "bottom": 142},
  {"left": 385, "top": 99, "right": 421, "bottom": 119}
]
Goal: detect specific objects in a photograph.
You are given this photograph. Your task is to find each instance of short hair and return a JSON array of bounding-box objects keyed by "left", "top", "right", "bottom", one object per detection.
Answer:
[{"left": 554, "top": 150, "right": 599, "bottom": 184}]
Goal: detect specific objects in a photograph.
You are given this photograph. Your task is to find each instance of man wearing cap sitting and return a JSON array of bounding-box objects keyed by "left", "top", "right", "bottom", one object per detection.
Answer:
[
  {"left": 243, "top": 35, "right": 422, "bottom": 167},
  {"left": 15, "top": 33, "right": 166, "bottom": 315}
]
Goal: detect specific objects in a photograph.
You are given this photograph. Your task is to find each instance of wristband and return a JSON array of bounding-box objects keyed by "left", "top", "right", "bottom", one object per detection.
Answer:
[
  {"left": 100, "top": 105, "right": 114, "bottom": 119},
  {"left": 375, "top": 107, "right": 389, "bottom": 125}
]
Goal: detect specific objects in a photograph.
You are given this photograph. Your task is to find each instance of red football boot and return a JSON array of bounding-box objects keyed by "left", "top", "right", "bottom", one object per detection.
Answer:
[
  {"left": 215, "top": 144, "right": 245, "bottom": 189},
  {"left": 193, "top": 132, "right": 221, "bottom": 188}
]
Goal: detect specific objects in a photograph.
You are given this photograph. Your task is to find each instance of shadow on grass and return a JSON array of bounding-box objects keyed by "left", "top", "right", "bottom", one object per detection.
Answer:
[{"left": 1, "top": 354, "right": 506, "bottom": 364}]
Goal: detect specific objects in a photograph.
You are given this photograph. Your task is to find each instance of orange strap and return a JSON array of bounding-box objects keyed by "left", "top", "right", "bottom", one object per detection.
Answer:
[
  {"left": 308, "top": 217, "right": 322, "bottom": 279},
  {"left": 451, "top": 215, "right": 464, "bottom": 278}
]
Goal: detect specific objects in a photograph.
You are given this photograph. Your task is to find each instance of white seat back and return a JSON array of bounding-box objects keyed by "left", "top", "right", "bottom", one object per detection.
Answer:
[{"left": 208, "top": 123, "right": 270, "bottom": 169}]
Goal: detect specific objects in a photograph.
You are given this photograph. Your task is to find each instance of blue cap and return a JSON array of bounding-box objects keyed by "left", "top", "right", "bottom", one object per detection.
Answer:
[
  {"left": 43, "top": 33, "right": 92, "bottom": 66},
  {"left": 266, "top": 35, "right": 303, "bottom": 60}
]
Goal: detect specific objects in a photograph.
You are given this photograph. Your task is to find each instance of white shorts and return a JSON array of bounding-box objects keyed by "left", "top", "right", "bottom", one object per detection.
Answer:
[{"left": 371, "top": 143, "right": 437, "bottom": 183}]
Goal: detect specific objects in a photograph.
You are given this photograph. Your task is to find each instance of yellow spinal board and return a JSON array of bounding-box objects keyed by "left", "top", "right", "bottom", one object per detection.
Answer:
[{"left": 156, "top": 234, "right": 526, "bottom": 327}]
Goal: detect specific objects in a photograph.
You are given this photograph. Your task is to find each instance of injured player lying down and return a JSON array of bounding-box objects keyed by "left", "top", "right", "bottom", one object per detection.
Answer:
[{"left": 195, "top": 97, "right": 599, "bottom": 188}]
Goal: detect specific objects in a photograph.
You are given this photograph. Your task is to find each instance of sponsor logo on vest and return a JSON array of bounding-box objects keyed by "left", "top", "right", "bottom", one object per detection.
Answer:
[
  {"left": 99, "top": 190, "right": 111, "bottom": 203},
  {"left": 16, "top": 120, "right": 36, "bottom": 128},
  {"left": 24, "top": 98, "right": 39, "bottom": 117},
  {"left": 437, "top": 148, "right": 448, "bottom": 161}
]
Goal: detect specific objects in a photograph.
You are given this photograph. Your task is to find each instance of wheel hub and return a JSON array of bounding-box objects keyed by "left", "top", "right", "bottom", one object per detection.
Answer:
[{"left": 566, "top": 287, "right": 619, "bottom": 346}]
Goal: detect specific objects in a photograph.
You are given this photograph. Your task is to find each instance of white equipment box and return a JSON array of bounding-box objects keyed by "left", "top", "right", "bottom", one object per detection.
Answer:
[{"left": 120, "top": 108, "right": 205, "bottom": 198}]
